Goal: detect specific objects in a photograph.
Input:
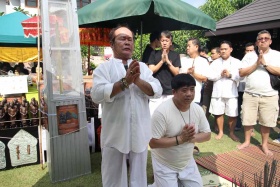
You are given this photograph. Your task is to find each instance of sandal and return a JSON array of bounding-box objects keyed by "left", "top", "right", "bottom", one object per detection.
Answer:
[{"left": 193, "top": 146, "right": 200, "bottom": 156}]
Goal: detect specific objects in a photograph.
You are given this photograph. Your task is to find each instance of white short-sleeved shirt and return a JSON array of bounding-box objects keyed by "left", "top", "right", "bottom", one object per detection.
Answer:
[
  {"left": 180, "top": 56, "right": 209, "bottom": 102},
  {"left": 241, "top": 49, "right": 280, "bottom": 96},
  {"left": 151, "top": 99, "right": 211, "bottom": 171}
]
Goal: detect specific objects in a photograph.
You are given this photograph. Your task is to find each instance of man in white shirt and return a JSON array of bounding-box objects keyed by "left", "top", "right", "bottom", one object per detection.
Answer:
[
  {"left": 237, "top": 30, "right": 280, "bottom": 156},
  {"left": 91, "top": 26, "right": 162, "bottom": 187},
  {"left": 149, "top": 74, "right": 211, "bottom": 187},
  {"left": 208, "top": 41, "right": 242, "bottom": 141},
  {"left": 180, "top": 38, "right": 209, "bottom": 103},
  {"left": 236, "top": 42, "right": 255, "bottom": 131}
]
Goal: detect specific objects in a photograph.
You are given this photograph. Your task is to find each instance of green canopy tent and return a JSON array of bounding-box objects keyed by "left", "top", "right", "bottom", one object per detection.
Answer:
[
  {"left": 78, "top": 0, "right": 216, "bottom": 55},
  {"left": 78, "top": 0, "right": 216, "bottom": 33}
]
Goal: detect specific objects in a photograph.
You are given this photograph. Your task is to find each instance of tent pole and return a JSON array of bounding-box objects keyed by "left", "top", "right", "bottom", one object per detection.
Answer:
[
  {"left": 37, "top": 0, "right": 44, "bottom": 170},
  {"left": 88, "top": 44, "right": 90, "bottom": 75},
  {"left": 140, "top": 21, "right": 143, "bottom": 60}
]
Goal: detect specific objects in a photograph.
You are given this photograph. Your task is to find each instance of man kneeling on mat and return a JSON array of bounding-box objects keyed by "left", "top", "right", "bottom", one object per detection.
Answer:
[{"left": 149, "top": 74, "right": 211, "bottom": 187}]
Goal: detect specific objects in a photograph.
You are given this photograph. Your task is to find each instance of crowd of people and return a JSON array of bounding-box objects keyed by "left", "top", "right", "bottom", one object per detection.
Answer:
[
  {"left": 91, "top": 26, "right": 280, "bottom": 187},
  {"left": 0, "top": 62, "right": 43, "bottom": 76}
]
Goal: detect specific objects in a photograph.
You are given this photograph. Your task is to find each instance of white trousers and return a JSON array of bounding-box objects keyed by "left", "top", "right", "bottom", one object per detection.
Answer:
[
  {"left": 101, "top": 147, "right": 148, "bottom": 187},
  {"left": 149, "top": 157, "right": 202, "bottom": 187}
]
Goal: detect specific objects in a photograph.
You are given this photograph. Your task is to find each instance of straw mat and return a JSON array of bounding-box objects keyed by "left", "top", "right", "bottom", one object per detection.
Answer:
[{"left": 196, "top": 142, "right": 280, "bottom": 186}]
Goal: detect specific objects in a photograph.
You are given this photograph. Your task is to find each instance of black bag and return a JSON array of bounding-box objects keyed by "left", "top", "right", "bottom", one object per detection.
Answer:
[{"left": 268, "top": 71, "right": 280, "bottom": 90}]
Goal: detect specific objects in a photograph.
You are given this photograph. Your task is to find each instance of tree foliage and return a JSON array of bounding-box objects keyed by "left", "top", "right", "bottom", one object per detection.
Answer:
[
  {"left": 200, "top": 0, "right": 236, "bottom": 21},
  {"left": 132, "top": 0, "right": 255, "bottom": 58},
  {"left": 132, "top": 33, "right": 149, "bottom": 60},
  {"left": 200, "top": 0, "right": 254, "bottom": 21},
  {"left": 172, "top": 30, "right": 208, "bottom": 54},
  {"left": 13, "top": 6, "right": 29, "bottom": 15},
  {"left": 231, "top": 0, "right": 255, "bottom": 10}
]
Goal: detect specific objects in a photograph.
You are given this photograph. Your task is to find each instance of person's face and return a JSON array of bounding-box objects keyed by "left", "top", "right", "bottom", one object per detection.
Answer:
[
  {"left": 2, "top": 66, "right": 8, "bottom": 72},
  {"left": 245, "top": 45, "right": 255, "bottom": 54},
  {"left": 211, "top": 49, "right": 220, "bottom": 60},
  {"left": 186, "top": 41, "right": 198, "bottom": 56},
  {"left": 155, "top": 39, "right": 161, "bottom": 48},
  {"left": 199, "top": 51, "right": 207, "bottom": 57},
  {"left": 173, "top": 86, "right": 195, "bottom": 105},
  {"left": 256, "top": 33, "right": 272, "bottom": 49},
  {"left": 220, "top": 43, "right": 232, "bottom": 60},
  {"left": 160, "top": 36, "right": 172, "bottom": 50},
  {"left": 111, "top": 27, "right": 134, "bottom": 60}
]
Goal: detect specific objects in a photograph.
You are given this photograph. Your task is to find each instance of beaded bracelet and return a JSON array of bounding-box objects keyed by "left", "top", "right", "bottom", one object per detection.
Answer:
[{"left": 121, "top": 78, "right": 129, "bottom": 88}]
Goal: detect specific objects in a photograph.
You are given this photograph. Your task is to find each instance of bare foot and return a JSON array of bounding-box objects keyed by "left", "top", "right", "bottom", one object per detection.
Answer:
[
  {"left": 230, "top": 134, "right": 240, "bottom": 142},
  {"left": 261, "top": 145, "right": 273, "bottom": 156},
  {"left": 215, "top": 133, "right": 223, "bottom": 140},
  {"left": 237, "top": 142, "right": 250, "bottom": 150}
]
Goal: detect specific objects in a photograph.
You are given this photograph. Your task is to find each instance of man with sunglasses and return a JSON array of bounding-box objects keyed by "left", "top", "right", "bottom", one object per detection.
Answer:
[
  {"left": 91, "top": 25, "right": 162, "bottom": 187},
  {"left": 237, "top": 30, "right": 280, "bottom": 156}
]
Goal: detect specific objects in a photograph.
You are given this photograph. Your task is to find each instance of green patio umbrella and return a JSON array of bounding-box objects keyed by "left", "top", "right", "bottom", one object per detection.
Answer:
[{"left": 77, "top": 0, "right": 216, "bottom": 34}]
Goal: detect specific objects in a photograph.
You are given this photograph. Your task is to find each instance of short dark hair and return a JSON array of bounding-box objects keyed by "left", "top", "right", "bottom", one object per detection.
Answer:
[
  {"left": 245, "top": 42, "right": 255, "bottom": 48},
  {"left": 220, "top": 40, "right": 232, "bottom": 48},
  {"left": 188, "top": 38, "right": 201, "bottom": 52},
  {"left": 211, "top": 47, "right": 220, "bottom": 53},
  {"left": 171, "top": 74, "right": 196, "bottom": 90},
  {"left": 109, "top": 25, "right": 134, "bottom": 44},
  {"left": 200, "top": 46, "right": 208, "bottom": 54},
  {"left": 160, "top": 30, "right": 172, "bottom": 41},
  {"left": 150, "top": 31, "right": 160, "bottom": 43}
]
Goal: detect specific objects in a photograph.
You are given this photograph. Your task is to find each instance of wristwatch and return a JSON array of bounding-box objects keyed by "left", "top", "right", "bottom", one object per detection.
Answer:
[{"left": 263, "top": 64, "right": 268, "bottom": 68}]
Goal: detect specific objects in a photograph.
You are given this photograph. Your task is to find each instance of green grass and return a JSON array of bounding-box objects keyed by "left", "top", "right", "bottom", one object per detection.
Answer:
[{"left": 0, "top": 115, "right": 279, "bottom": 187}]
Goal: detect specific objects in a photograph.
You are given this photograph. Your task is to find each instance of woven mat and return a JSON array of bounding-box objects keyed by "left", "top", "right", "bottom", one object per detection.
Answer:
[{"left": 196, "top": 142, "right": 280, "bottom": 186}]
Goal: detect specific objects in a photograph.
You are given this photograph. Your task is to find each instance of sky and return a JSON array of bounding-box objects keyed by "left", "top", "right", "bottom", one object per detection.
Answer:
[{"left": 182, "top": 0, "right": 207, "bottom": 8}]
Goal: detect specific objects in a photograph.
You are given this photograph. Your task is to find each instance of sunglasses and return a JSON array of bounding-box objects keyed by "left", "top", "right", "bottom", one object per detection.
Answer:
[{"left": 257, "top": 37, "right": 271, "bottom": 41}]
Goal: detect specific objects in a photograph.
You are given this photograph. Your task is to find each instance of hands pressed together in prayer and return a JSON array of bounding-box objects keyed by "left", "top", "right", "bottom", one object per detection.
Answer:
[
  {"left": 125, "top": 60, "right": 141, "bottom": 85},
  {"left": 161, "top": 49, "right": 172, "bottom": 66},
  {"left": 179, "top": 124, "right": 196, "bottom": 143},
  {"left": 221, "top": 69, "right": 231, "bottom": 78},
  {"left": 257, "top": 50, "right": 266, "bottom": 66},
  {"left": 187, "top": 66, "right": 195, "bottom": 74}
]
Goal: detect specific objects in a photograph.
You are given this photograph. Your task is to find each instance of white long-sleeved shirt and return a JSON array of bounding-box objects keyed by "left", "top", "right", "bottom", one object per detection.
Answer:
[
  {"left": 207, "top": 56, "right": 242, "bottom": 98},
  {"left": 91, "top": 58, "right": 162, "bottom": 153}
]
